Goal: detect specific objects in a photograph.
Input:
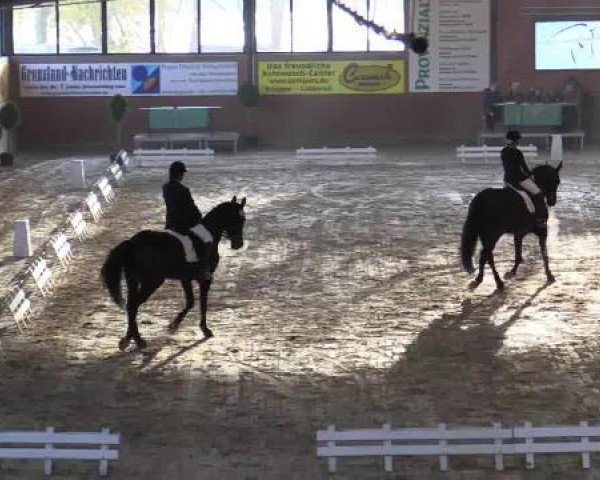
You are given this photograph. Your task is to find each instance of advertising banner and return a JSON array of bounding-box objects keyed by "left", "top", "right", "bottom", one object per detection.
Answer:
[
  {"left": 258, "top": 60, "right": 405, "bottom": 95},
  {"left": 409, "top": 0, "right": 490, "bottom": 92},
  {"left": 19, "top": 62, "right": 238, "bottom": 97}
]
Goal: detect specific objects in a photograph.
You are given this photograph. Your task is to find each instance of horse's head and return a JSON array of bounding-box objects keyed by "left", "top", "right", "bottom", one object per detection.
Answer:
[
  {"left": 533, "top": 162, "right": 563, "bottom": 206},
  {"left": 223, "top": 196, "right": 246, "bottom": 249}
]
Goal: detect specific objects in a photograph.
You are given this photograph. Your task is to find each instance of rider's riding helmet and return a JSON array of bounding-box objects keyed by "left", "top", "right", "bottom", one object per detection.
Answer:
[
  {"left": 506, "top": 130, "right": 521, "bottom": 143},
  {"left": 169, "top": 161, "right": 187, "bottom": 178}
]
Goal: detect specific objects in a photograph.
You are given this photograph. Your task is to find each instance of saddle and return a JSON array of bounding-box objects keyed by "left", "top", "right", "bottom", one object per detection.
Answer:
[
  {"left": 505, "top": 183, "right": 535, "bottom": 214},
  {"left": 165, "top": 223, "right": 213, "bottom": 263}
]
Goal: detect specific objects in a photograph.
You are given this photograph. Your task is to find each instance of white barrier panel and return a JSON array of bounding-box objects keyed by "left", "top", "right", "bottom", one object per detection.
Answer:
[
  {"left": 7, "top": 288, "right": 31, "bottom": 333},
  {"left": 51, "top": 233, "right": 73, "bottom": 267},
  {"left": 551, "top": 134, "right": 564, "bottom": 162},
  {"left": 109, "top": 163, "right": 123, "bottom": 183},
  {"left": 0, "top": 427, "right": 120, "bottom": 477},
  {"left": 69, "top": 210, "right": 89, "bottom": 240},
  {"left": 296, "top": 146, "right": 377, "bottom": 156},
  {"left": 67, "top": 159, "right": 87, "bottom": 189},
  {"left": 29, "top": 258, "right": 54, "bottom": 297},
  {"left": 317, "top": 422, "right": 600, "bottom": 473},
  {"left": 97, "top": 177, "right": 115, "bottom": 203},
  {"left": 133, "top": 148, "right": 215, "bottom": 167},
  {"left": 13, "top": 219, "right": 32, "bottom": 258},
  {"left": 86, "top": 192, "right": 103, "bottom": 222},
  {"left": 456, "top": 144, "right": 538, "bottom": 164}
]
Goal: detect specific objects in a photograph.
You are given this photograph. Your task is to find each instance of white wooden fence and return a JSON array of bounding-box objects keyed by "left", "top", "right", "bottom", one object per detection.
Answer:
[
  {"left": 317, "top": 422, "right": 600, "bottom": 473},
  {"left": 86, "top": 192, "right": 103, "bottom": 222},
  {"left": 69, "top": 210, "right": 89, "bottom": 240},
  {"left": 456, "top": 144, "right": 538, "bottom": 163},
  {"left": 50, "top": 233, "right": 74, "bottom": 267},
  {"left": 0, "top": 427, "right": 120, "bottom": 476},
  {"left": 6, "top": 287, "right": 32, "bottom": 333},
  {"left": 96, "top": 177, "right": 116, "bottom": 204}
]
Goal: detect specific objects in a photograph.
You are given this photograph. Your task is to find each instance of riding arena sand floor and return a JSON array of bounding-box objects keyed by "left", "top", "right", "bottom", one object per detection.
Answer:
[{"left": 1, "top": 146, "right": 600, "bottom": 479}]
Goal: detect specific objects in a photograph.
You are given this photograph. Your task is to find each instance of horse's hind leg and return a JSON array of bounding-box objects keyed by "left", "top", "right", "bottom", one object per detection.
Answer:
[
  {"left": 486, "top": 250, "right": 505, "bottom": 291},
  {"left": 199, "top": 279, "right": 214, "bottom": 339},
  {"left": 168, "top": 280, "right": 194, "bottom": 334},
  {"left": 469, "top": 250, "right": 487, "bottom": 290},
  {"left": 119, "top": 272, "right": 139, "bottom": 351},
  {"left": 122, "top": 277, "right": 164, "bottom": 350},
  {"left": 506, "top": 234, "right": 524, "bottom": 279}
]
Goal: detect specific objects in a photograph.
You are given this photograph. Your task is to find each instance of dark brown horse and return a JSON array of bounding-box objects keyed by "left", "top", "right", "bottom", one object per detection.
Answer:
[
  {"left": 101, "top": 196, "right": 246, "bottom": 350},
  {"left": 461, "top": 164, "right": 562, "bottom": 290}
]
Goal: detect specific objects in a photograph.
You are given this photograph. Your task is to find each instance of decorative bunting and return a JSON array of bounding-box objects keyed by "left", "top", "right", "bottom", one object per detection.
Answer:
[{"left": 332, "top": 0, "right": 428, "bottom": 54}]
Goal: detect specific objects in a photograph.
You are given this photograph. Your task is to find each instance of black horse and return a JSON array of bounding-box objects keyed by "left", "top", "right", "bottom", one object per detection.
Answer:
[
  {"left": 101, "top": 196, "right": 246, "bottom": 350},
  {"left": 461, "top": 163, "right": 562, "bottom": 290}
]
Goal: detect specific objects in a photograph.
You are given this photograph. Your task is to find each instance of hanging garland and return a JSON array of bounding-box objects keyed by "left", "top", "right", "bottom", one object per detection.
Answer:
[{"left": 332, "top": 0, "right": 428, "bottom": 54}]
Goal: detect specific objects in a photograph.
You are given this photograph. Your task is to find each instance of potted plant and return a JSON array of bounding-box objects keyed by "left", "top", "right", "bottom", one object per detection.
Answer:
[
  {"left": 0, "top": 101, "right": 20, "bottom": 167},
  {"left": 237, "top": 80, "right": 260, "bottom": 147},
  {"left": 108, "top": 94, "right": 127, "bottom": 150}
]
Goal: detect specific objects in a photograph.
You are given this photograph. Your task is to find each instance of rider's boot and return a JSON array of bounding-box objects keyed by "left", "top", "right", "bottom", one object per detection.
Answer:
[
  {"left": 532, "top": 194, "right": 547, "bottom": 228},
  {"left": 190, "top": 235, "right": 212, "bottom": 280}
]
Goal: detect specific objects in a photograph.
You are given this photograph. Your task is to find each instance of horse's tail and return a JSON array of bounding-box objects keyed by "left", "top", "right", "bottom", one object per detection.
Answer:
[
  {"left": 101, "top": 239, "right": 132, "bottom": 308},
  {"left": 461, "top": 193, "right": 485, "bottom": 274}
]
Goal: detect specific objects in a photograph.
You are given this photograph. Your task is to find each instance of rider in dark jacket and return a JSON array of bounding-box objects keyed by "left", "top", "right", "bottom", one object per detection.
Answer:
[
  {"left": 163, "top": 161, "right": 210, "bottom": 268},
  {"left": 501, "top": 130, "right": 546, "bottom": 227}
]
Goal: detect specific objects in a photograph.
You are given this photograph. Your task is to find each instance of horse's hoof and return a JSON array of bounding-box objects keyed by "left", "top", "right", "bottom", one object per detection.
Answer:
[
  {"left": 547, "top": 275, "right": 556, "bottom": 284},
  {"left": 496, "top": 281, "right": 505, "bottom": 291},
  {"left": 469, "top": 279, "right": 482, "bottom": 291},
  {"left": 135, "top": 338, "right": 148, "bottom": 350},
  {"left": 118, "top": 337, "right": 130, "bottom": 351},
  {"left": 504, "top": 270, "right": 516, "bottom": 279},
  {"left": 202, "top": 327, "right": 214, "bottom": 339},
  {"left": 167, "top": 323, "right": 178, "bottom": 335}
]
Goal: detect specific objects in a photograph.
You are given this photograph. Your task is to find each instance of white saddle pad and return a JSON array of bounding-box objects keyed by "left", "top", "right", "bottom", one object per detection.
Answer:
[
  {"left": 506, "top": 184, "right": 535, "bottom": 214},
  {"left": 165, "top": 224, "right": 213, "bottom": 263}
]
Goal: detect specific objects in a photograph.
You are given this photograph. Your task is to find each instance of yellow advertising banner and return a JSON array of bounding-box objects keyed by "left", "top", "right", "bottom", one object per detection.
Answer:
[{"left": 258, "top": 60, "right": 405, "bottom": 95}]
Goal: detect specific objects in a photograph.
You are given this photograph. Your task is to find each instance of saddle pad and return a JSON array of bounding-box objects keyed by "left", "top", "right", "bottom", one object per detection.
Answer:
[
  {"left": 506, "top": 184, "right": 535, "bottom": 214},
  {"left": 164, "top": 230, "right": 198, "bottom": 263},
  {"left": 164, "top": 224, "right": 213, "bottom": 263}
]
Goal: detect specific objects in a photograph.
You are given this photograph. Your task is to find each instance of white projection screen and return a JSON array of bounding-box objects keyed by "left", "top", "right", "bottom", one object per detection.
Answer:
[{"left": 536, "top": 21, "right": 600, "bottom": 70}]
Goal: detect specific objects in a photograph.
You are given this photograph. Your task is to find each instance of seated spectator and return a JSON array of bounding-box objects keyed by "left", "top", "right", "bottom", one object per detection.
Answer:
[
  {"left": 563, "top": 76, "right": 583, "bottom": 104},
  {"left": 482, "top": 82, "right": 503, "bottom": 130},
  {"left": 507, "top": 81, "right": 525, "bottom": 102},
  {"left": 526, "top": 87, "right": 542, "bottom": 103}
]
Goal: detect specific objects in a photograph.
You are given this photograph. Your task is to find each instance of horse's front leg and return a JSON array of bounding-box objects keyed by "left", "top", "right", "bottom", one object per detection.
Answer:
[
  {"left": 505, "top": 234, "right": 524, "bottom": 279},
  {"left": 538, "top": 230, "right": 555, "bottom": 284},
  {"left": 199, "top": 278, "right": 214, "bottom": 339}
]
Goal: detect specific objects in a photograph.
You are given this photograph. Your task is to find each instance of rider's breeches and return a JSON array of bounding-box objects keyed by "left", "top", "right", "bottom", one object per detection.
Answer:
[{"left": 519, "top": 178, "right": 542, "bottom": 196}]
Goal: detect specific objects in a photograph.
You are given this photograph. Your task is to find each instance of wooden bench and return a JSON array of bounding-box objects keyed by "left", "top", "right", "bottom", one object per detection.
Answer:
[
  {"left": 480, "top": 130, "right": 585, "bottom": 150},
  {"left": 0, "top": 427, "right": 120, "bottom": 476},
  {"left": 456, "top": 144, "right": 537, "bottom": 163},
  {"left": 317, "top": 422, "right": 600, "bottom": 473}
]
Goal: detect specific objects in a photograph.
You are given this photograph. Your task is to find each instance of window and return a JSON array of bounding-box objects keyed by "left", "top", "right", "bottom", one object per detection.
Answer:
[
  {"left": 256, "top": 0, "right": 291, "bottom": 52},
  {"left": 292, "top": 0, "right": 328, "bottom": 52},
  {"left": 58, "top": 1, "right": 102, "bottom": 54},
  {"left": 332, "top": 0, "right": 368, "bottom": 52},
  {"left": 13, "top": 2, "right": 57, "bottom": 54},
  {"left": 368, "top": 0, "right": 404, "bottom": 51},
  {"left": 200, "top": 0, "right": 244, "bottom": 53},
  {"left": 156, "top": 0, "right": 198, "bottom": 53},
  {"left": 107, "top": 0, "right": 151, "bottom": 53}
]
